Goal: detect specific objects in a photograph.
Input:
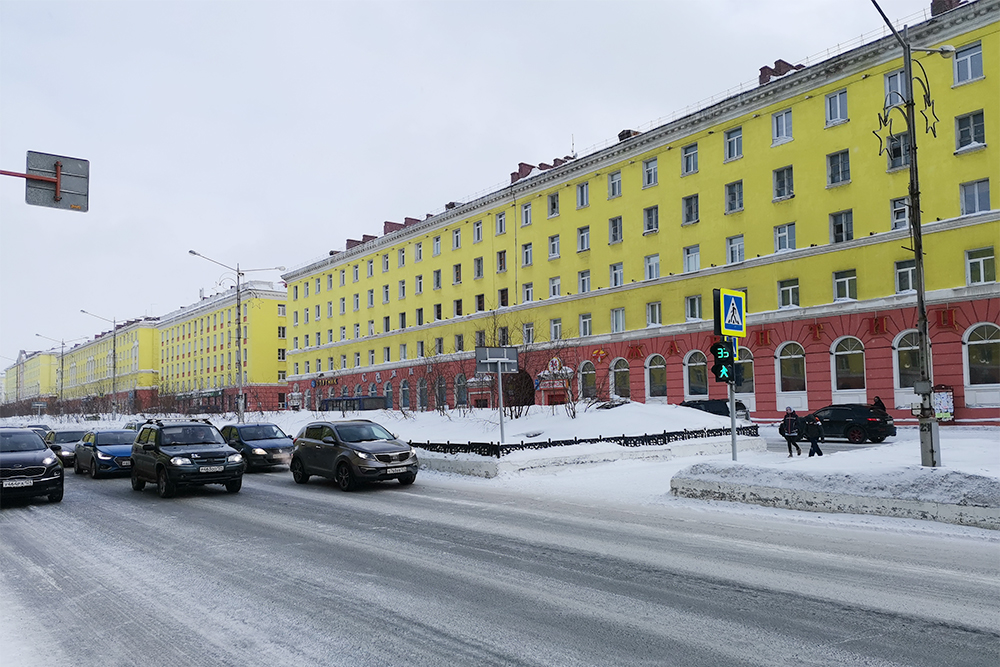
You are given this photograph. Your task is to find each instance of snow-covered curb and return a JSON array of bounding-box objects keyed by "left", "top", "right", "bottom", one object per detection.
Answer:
[
  {"left": 670, "top": 462, "right": 1000, "bottom": 530},
  {"left": 416, "top": 436, "right": 767, "bottom": 478}
]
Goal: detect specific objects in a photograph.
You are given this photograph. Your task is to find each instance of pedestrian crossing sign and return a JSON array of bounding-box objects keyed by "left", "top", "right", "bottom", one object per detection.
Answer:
[{"left": 714, "top": 288, "right": 747, "bottom": 337}]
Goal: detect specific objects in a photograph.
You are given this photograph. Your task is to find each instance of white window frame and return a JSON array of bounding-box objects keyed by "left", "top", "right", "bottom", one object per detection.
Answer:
[
  {"left": 827, "top": 150, "right": 850, "bottom": 185},
  {"left": 682, "top": 195, "right": 699, "bottom": 224},
  {"left": 547, "top": 192, "right": 559, "bottom": 217},
  {"left": 685, "top": 295, "right": 702, "bottom": 321},
  {"left": 523, "top": 282, "right": 534, "bottom": 303},
  {"left": 521, "top": 202, "right": 532, "bottom": 226},
  {"left": 961, "top": 179, "right": 991, "bottom": 215},
  {"left": 579, "top": 313, "right": 592, "bottom": 337},
  {"left": 550, "top": 318, "right": 562, "bottom": 341},
  {"left": 646, "top": 301, "right": 662, "bottom": 326},
  {"left": 775, "top": 223, "right": 796, "bottom": 252},
  {"left": 891, "top": 197, "right": 910, "bottom": 230},
  {"left": 681, "top": 143, "right": 698, "bottom": 175},
  {"left": 608, "top": 171, "right": 622, "bottom": 198},
  {"left": 610, "top": 308, "right": 625, "bottom": 334},
  {"left": 774, "top": 166, "right": 794, "bottom": 200},
  {"left": 778, "top": 278, "right": 799, "bottom": 308},
  {"left": 472, "top": 220, "right": 483, "bottom": 243},
  {"left": 956, "top": 110, "right": 986, "bottom": 151},
  {"left": 966, "top": 247, "right": 996, "bottom": 285},
  {"left": 549, "top": 276, "right": 561, "bottom": 297},
  {"left": 577, "top": 182, "right": 589, "bottom": 208},
  {"left": 772, "top": 109, "right": 792, "bottom": 145},
  {"left": 683, "top": 245, "right": 700, "bottom": 273},
  {"left": 473, "top": 257, "right": 484, "bottom": 280},
  {"left": 825, "top": 89, "right": 848, "bottom": 126},
  {"left": 432, "top": 236, "right": 441, "bottom": 256},
  {"left": 522, "top": 243, "right": 533, "bottom": 266},
  {"left": 895, "top": 259, "right": 916, "bottom": 293},
  {"left": 452, "top": 228, "right": 461, "bottom": 249},
  {"left": 609, "top": 217, "right": 623, "bottom": 244},
  {"left": 725, "top": 180, "right": 743, "bottom": 213},
  {"left": 833, "top": 269, "right": 857, "bottom": 301},
  {"left": 831, "top": 210, "right": 854, "bottom": 243},
  {"left": 548, "top": 235, "right": 560, "bottom": 259},
  {"left": 644, "top": 254, "right": 660, "bottom": 280},
  {"left": 644, "top": 206, "right": 659, "bottom": 233},
  {"left": 724, "top": 127, "right": 742, "bottom": 161},
  {"left": 885, "top": 69, "right": 905, "bottom": 108},
  {"left": 577, "top": 226, "right": 590, "bottom": 251},
  {"left": 727, "top": 235, "right": 745, "bottom": 264},
  {"left": 610, "top": 262, "right": 624, "bottom": 287},
  {"left": 643, "top": 158, "right": 658, "bottom": 187},
  {"left": 954, "top": 42, "right": 983, "bottom": 85},
  {"left": 496, "top": 212, "right": 506, "bottom": 235},
  {"left": 578, "top": 270, "right": 591, "bottom": 293}
]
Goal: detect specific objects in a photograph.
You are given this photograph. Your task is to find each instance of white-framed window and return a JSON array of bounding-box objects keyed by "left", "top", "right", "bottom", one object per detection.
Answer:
[
  {"left": 681, "top": 143, "right": 698, "bottom": 175},
  {"left": 548, "top": 192, "right": 559, "bottom": 217},
  {"left": 885, "top": 69, "right": 905, "bottom": 107},
  {"left": 303, "top": 283, "right": 309, "bottom": 298},
  {"left": 725, "top": 180, "right": 743, "bottom": 213},
  {"left": 778, "top": 342, "right": 807, "bottom": 393},
  {"left": 523, "top": 322, "right": 534, "bottom": 344},
  {"left": 398, "top": 280, "right": 406, "bottom": 299},
  {"left": 828, "top": 150, "right": 850, "bottom": 185},
  {"left": 644, "top": 254, "right": 660, "bottom": 280},
  {"left": 609, "top": 217, "right": 623, "bottom": 244},
  {"left": 894, "top": 330, "right": 921, "bottom": 389},
  {"left": 610, "top": 308, "right": 625, "bottom": 333},
  {"left": 608, "top": 171, "right": 621, "bottom": 198},
  {"left": 496, "top": 250, "right": 507, "bottom": 273},
  {"left": 887, "top": 132, "right": 910, "bottom": 169},
  {"left": 382, "top": 254, "right": 390, "bottom": 272},
  {"left": 353, "top": 265, "right": 360, "bottom": 282},
  {"left": 966, "top": 247, "right": 996, "bottom": 285},
  {"left": 382, "top": 284, "right": 390, "bottom": 304},
  {"left": 383, "top": 347, "right": 391, "bottom": 363},
  {"left": 577, "top": 182, "right": 589, "bottom": 208},
  {"left": 774, "top": 166, "right": 794, "bottom": 199},
  {"left": 965, "top": 323, "right": 1000, "bottom": 386},
  {"left": 367, "top": 319, "right": 375, "bottom": 336},
  {"left": 523, "top": 282, "right": 534, "bottom": 302},
  {"left": 578, "top": 270, "right": 591, "bottom": 293},
  {"left": 833, "top": 269, "right": 857, "bottom": 300},
  {"left": 496, "top": 212, "right": 506, "bottom": 235},
  {"left": 646, "top": 301, "right": 662, "bottom": 326},
  {"left": 643, "top": 157, "right": 658, "bottom": 187},
  {"left": 772, "top": 109, "right": 792, "bottom": 144},
  {"left": 339, "top": 297, "right": 346, "bottom": 315},
  {"left": 891, "top": 197, "right": 910, "bottom": 229},
  {"left": 896, "top": 259, "right": 916, "bottom": 293},
  {"left": 415, "top": 307, "right": 423, "bottom": 326},
  {"left": 472, "top": 220, "right": 482, "bottom": 243},
  {"left": 727, "top": 235, "right": 745, "bottom": 264},
  {"left": 399, "top": 343, "right": 407, "bottom": 361},
  {"left": 365, "top": 289, "right": 373, "bottom": 308},
  {"left": 579, "top": 313, "right": 592, "bottom": 337},
  {"left": 340, "top": 326, "right": 346, "bottom": 341},
  {"left": 521, "top": 202, "right": 532, "bottom": 226},
  {"left": 550, "top": 318, "right": 562, "bottom": 341},
  {"left": 725, "top": 127, "right": 742, "bottom": 161},
  {"left": 326, "top": 301, "right": 333, "bottom": 318},
  {"left": 682, "top": 195, "right": 699, "bottom": 224},
  {"left": 339, "top": 270, "right": 346, "bottom": 287},
  {"left": 432, "top": 235, "right": 441, "bottom": 256},
  {"left": 644, "top": 206, "right": 659, "bottom": 233},
  {"left": 685, "top": 295, "right": 702, "bottom": 321},
  {"left": 610, "top": 262, "right": 624, "bottom": 287},
  {"left": 961, "top": 179, "right": 991, "bottom": 215},
  {"left": 453, "top": 264, "right": 462, "bottom": 284},
  {"left": 354, "top": 323, "right": 360, "bottom": 339},
  {"left": 685, "top": 351, "right": 708, "bottom": 397},
  {"left": 549, "top": 276, "right": 561, "bottom": 297},
  {"left": 432, "top": 269, "right": 441, "bottom": 290},
  {"left": 548, "top": 234, "right": 560, "bottom": 259},
  {"left": 293, "top": 311, "right": 299, "bottom": 326},
  {"left": 778, "top": 278, "right": 799, "bottom": 308},
  {"left": 415, "top": 274, "right": 423, "bottom": 294},
  {"left": 577, "top": 226, "right": 590, "bottom": 251},
  {"left": 775, "top": 222, "right": 796, "bottom": 252},
  {"left": 831, "top": 210, "right": 854, "bottom": 243},
  {"left": 398, "top": 248, "right": 406, "bottom": 268},
  {"left": 522, "top": 242, "right": 533, "bottom": 266},
  {"left": 956, "top": 111, "right": 985, "bottom": 151},
  {"left": 452, "top": 228, "right": 461, "bottom": 249},
  {"left": 453, "top": 299, "right": 463, "bottom": 317},
  {"left": 368, "top": 350, "right": 375, "bottom": 366},
  {"left": 954, "top": 42, "right": 983, "bottom": 85},
  {"left": 473, "top": 257, "right": 484, "bottom": 279},
  {"left": 683, "top": 245, "right": 700, "bottom": 273},
  {"left": 304, "top": 308, "right": 310, "bottom": 324},
  {"left": 415, "top": 242, "right": 423, "bottom": 262},
  {"left": 826, "top": 89, "right": 848, "bottom": 125}
]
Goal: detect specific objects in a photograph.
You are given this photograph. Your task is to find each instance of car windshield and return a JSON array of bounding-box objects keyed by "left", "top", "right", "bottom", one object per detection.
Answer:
[
  {"left": 0, "top": 431, "right": 46, "bottom": 453},
  {"left": 239, "top": 425, "right": 287, "bottom": 441},
  {"left": 161, "top": 425, "right": 225, "bottom": 445},
  {"left": 53, "top": 431, "right": 87, "bottom": 443},
  {"left": 96, "top": 431, "right": 136, "bottom": 445},
  {"left": 334, "top": 423, "right": 394, "bottom": 443}
]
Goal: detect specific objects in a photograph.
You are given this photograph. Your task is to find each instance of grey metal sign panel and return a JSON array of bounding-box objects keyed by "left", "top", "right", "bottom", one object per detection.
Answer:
[
  {"left": 475, "top": 346, "right": 518, "bottom": 374},
  {"left": 25, "top": 151, "right": 89, "bottom": 212}
]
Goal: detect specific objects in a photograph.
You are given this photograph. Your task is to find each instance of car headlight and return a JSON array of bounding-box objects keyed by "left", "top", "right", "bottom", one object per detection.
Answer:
[
  {"left": 42, "top": 455, "right": 57, "bottom": 466},
  {"left": 96, "top": 451, "right": 113, "bottom": 460},
  {"left": 251, "top": 448, "right": 267, "bottom": 455},
  {"left": 408, "top": 448, "right": 417, "bottom": 459},
  {"left": 355, "top": 450, "right": 372, "bottom": 460},
  {"left": 170, "top": 456, "right": 193, "bottom": 466},
  {"left": 227, "top": 453, "right": 243, "bottom": 463}
]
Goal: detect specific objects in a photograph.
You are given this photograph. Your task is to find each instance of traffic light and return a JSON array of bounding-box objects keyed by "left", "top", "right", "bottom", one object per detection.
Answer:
[{"left": 710, "top": 340, "right": 736, "bottom": 384}]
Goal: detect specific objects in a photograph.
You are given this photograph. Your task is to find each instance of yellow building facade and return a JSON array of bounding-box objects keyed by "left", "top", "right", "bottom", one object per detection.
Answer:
[
  {"left": 283, "top": 1, "right": 998, "bottom": 422},
  {"left": 2, "top": 350, "right": 58, "bottom": 410}
]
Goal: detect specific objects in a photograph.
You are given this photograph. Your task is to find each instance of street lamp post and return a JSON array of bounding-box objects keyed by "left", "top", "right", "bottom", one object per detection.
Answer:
[
  {"left": 188, "top": 251, "right": 284, "bottom": 423},
  {"left": 35, "top": 333, "right": 87, "bottom": 408},
  {"left": 871, "top": 1, "right": 954, "bottom": 467},
  {"left": 80, "top": 310, "right": 118, "bottom": 419}
]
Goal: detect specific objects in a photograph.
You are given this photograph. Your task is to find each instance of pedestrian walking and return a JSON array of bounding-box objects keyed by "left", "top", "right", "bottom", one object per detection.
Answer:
[
  {"left": 872, "top": 396, "right": 887, "bottom": 413},
  {"left": 778, "top": 407, "right": 802, "bottom": 457},
  {"left": 803, "top": 414, "right": 824, "bottom": 457}
]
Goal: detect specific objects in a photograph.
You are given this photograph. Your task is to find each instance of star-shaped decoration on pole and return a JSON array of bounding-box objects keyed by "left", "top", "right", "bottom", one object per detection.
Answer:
[{"left": 872, "top": 109, "right": 899, "bottom": 158}]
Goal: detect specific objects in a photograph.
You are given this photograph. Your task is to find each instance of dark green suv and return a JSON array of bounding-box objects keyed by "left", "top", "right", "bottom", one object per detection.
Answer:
[{"left": 130, "top": 419, "right": 244, "bottom": 498}]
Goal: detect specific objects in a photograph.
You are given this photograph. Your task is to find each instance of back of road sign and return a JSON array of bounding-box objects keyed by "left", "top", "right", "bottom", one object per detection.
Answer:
[{"left": 25, "top": 151, "right": 89, "bottom": 212}]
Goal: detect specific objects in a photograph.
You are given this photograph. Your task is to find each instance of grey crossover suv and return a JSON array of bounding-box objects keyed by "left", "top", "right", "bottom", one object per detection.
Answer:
[{"left": 290, "top": 420, "right": 417, "bottom": 491}]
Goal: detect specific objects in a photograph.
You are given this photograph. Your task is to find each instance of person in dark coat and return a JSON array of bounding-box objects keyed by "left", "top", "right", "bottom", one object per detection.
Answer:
[
  {"left": 803, "top": 414, "right": 824, "bottom": 457},
  {"left": 778, "top": 407, "right": 802, "bottom": 457},
  {"left": 872, "top": 396, "right": 887, "bottom": 413}
]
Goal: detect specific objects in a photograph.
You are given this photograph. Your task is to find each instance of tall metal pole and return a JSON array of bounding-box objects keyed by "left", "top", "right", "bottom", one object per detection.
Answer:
[
  {"left": 497, "top": 365, "right": 505, "bottom": 445},
  {"left": 236, "top": 264, "right": 244, "bottom": 424},
  {"left": 81, "top": 310, "right": 119, "bottom": 420}
]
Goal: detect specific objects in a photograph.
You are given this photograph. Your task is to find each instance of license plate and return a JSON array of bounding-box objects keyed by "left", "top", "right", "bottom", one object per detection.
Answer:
[
  {"left": 2, "top": 479, "right": 33, "bottom": 488},
  {"left": 386, "top": 467, "right": 407, "bottom": 474},
  {"left": 121, "top": 460, "right": 132, "bottom": 467},
  {"left": 200, "top": 465, "right": 224, "bottom": 473},
  {"left": 272, "top": 454, "right": 290, "bottom": 461}
]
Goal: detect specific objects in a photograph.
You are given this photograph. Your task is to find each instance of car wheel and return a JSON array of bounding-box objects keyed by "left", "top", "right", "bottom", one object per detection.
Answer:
[
  {"left": 846, "top": 425, "right": 867, "bottom": 444},
  {"left": 336, "top": 462, "right": 356, "bottom": 492},
  {"left": 90, "top": 459, "right": 100, "bottom": 479},
  {"left": 74, "top": 456, "right": 83, "bottom": 475},
  {"left": 290, "top": 458, "right": 310, "bottom": 484},
  {"left": 49, "top": 484, "right": 64, "bottom": 503},
  {"left": 869, "top": 435, "right": 887, "bottom": 443},
  {"left": 131, "top": 466, "right": 145, "bottom": 491},
  {"left": 398, "top": 473, "right": 416, "bottom": 486},
  {"left": 225, "top": 477, "right": 242, "bottom": 493},
  {"left": 156, "top": 468, "right": 176, "bottom": 498}
]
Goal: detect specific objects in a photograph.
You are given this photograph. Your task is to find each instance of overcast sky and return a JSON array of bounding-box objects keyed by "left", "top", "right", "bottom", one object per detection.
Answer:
[{"left": 0, "top": 0, "right": 929, "bottom": 369}]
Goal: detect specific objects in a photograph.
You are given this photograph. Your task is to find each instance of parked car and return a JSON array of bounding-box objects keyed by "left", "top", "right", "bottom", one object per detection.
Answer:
[
  {"left": 0, "top": 427, "right": 64, "bottom": 503},
  {"left": 680, "top": 399, "right": 749, "bottom": 420},
  {"left": 803, "top": 404, "right": 896, "bottom": 444},
  {"left": 129, "top": 419, "right": 244, "bottom": 498},
  {"left": 122, "top": 420, "right": 142, "bottom": 431},
  {"left": 74, "top": 429, "right": 136, "bottom": 478},
  {"left": 44, "top": 429, "right": 88, "bottom": 466},
  {"left": 221, "top": 423, "right": 294, "bottom": 471},
  {"left": 290, "top": 419, "right": 417, "bottom": 491}
]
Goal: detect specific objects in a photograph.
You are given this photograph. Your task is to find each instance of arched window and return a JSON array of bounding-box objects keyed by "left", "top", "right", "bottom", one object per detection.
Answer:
[
  {"left": 647, "top": 355, "right": 667, "bottom": 397},
  {"left": 384, "top": 382, "right": 393, "bottom": 409},
  {"left": 418, "top": 378, "right": 428, "bottom": 410},
  {"left": 967, "top": 323, "right": 1000, "bottom": 385},
  {"left": 580, "top": 361, "right": 597, "bottom": 398},
  {"left": 455, "top": 374, "right": 468, "bottom": 406},
  {"left": 685, "top": 351, "right": 708, "bottom": 396},
  {"left": 353, "top": 383, "right": 362, "bottom": 397},
  {"left": 895, "top": 332, "right": 921, "bottom": 389},
  {"left": 735, "top": 347, "right": 754, "bottom": 394},
  {"left": 400, "top": 380, "right": 410, "bottom": 410},
  {"left": 778, "top": 342, "right": 806, "bottom": 392},
  {"left": 435, "top": 376, "right": 447, "bottom": 407},
  {"left": 611, "top": 359, "right": 630, "bottom": 398},
  {"left": 341, "top": 386, "right": 349, "bottom": 397},
  {"left": 368, "top": 383, "right": 377, "bottom": 396},
  {"left": 833, "top": 337, "right": 866, "bottom": 390}
]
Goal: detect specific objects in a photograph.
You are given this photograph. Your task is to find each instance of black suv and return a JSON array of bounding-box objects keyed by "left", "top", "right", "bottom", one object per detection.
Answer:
[
  {"left": 804, "top": 404, "right": 896, "bottom": 444},
  {"left": 290, "top": 419, "right": 417, "bottom": 491},
  {"left": 130, "top": 419, "right": 244, "bottom": 498},
  {"left": 0, "top": 428, "right": 64, "bottom": 503}
]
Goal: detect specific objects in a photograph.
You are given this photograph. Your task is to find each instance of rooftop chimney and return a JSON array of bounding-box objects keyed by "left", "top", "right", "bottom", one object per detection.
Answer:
[
  {"left": 931, "top": 0, "right": 964, "bottom": 16},
  {"left": 618, "top": 129, "right": 640, "bottom": 142},
  {"left": 759, "top": 59, "right": 805, "bottom": 84}
]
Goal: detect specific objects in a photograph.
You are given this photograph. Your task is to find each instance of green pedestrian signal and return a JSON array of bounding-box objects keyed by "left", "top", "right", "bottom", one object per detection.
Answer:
[{"left": 710, "top": 340, "right": 736, "bottom": 384}]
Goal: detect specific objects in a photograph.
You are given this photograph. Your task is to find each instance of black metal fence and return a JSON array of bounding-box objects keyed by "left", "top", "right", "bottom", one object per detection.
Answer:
[{"left": 410, "top": 424, "right": 759, "bottom": 458}]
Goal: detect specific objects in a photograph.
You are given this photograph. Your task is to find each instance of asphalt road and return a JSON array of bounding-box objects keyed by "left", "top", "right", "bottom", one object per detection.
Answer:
[{"left": 2, "top": 467, "right": 997, "bottom": 667}]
